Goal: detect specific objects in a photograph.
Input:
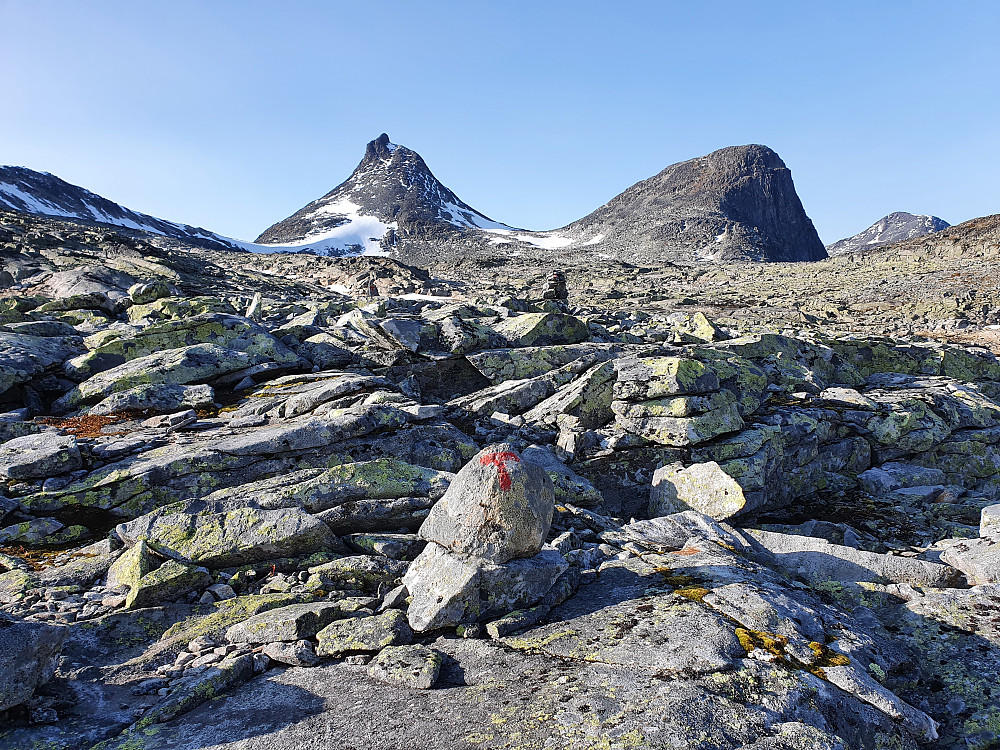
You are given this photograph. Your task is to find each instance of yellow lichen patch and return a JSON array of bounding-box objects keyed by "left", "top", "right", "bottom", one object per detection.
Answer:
[
  {"left": 674, "top": 586, "right": 709, "bottom": 603},
  {"left": 653, "top": 569, "right": 698, "bottom": 587},
  {"left": 734, "top": 627, "right": 788, "bottom": 658}
]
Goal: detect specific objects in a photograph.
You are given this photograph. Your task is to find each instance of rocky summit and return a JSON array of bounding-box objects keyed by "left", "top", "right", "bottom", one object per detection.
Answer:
[
  {"left": 254, "top": 133, "right": 512, "bottom": 257},
  {"left": 827, "top": 212, "right": 951, "bottom": 256},
  {"left": 556, "top": 144, "right": 828, "bottom": 264},
  {"left": 3, "top": 180, "right": 1000, "bottom": 750}
]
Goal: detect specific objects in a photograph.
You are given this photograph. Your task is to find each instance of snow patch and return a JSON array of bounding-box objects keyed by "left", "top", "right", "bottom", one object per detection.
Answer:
[
  {"left": 483, "top": 228, "right": 574, "bottom": 249},
  {"left": 0, "top": 181, "right": 77, "bottom": 217},
  {"left": 440, "top": 200, "right": 512, "bottom": 231},
  {"left": 238, "top": 197, "right": 395, "bottom": 257}
]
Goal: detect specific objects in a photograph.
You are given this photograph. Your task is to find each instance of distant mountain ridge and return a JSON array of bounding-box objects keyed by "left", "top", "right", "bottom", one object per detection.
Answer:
[
  {"left": 827, "top": 212, "right": 950, "bottom": 256},
  {"left": 258, "top": 136, "right": 827, "bottom": 264},
  {"left": 3, "top": 137, "right": 839, "bottom": 265},
  {"left": 0, "top": 166, "right": 236, "bottom": 251}
]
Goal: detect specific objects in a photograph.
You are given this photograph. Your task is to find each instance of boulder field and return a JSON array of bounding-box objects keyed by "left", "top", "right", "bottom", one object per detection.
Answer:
[{"left": 3, "top": 243, "right": 1000, "bottom": 747}]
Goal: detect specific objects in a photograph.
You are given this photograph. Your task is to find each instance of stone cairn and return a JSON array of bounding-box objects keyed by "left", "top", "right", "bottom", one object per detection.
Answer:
[
  {"left": 403, "top": 443, "right": 566, "bottom": 631},
  {"left": 542, "top": 270, "right": 568, "bottom": 300}
]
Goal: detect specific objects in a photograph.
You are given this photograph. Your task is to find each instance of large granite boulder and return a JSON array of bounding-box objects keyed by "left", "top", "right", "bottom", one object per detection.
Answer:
[{"left": 419, "top": 443, "right": 555, "bottom": 564}]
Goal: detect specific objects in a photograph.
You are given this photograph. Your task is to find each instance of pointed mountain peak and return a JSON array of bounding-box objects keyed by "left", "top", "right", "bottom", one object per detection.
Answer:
[
  {"left": 364, "top": 133, "right": 398, "bottom": 162},
  {"left": 254, "top": 133, "right": 510, "bottom": 255}
]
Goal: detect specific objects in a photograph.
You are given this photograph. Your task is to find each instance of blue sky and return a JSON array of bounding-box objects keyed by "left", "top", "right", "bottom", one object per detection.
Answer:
[{"left": 1, "top": 0, "right": 997, "bottom": 245}]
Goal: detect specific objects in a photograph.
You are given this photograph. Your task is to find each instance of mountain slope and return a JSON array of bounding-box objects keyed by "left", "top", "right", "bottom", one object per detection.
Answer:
[
  {"left": 544, "top": 144, "right": 826, "bottom": 263},
  {"left": 254, "top": 133, "right": 511, "bottom": 256},
  {"left": 826, "top": 211, "right": 950, "bottom": 256},
  {"left": 0, "top": 166, "right": 236, "bottom": 251},
  {"left": 852, "top": 213, "right": 1000, "bottom": 261},
  {"left": 256, "top": 138, "right": 827, "bottom": 265}
]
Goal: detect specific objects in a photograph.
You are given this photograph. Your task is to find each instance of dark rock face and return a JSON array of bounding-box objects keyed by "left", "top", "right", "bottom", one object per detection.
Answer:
[
  {"left": 254, "top": 133, "right": 509, "bottom": 256},
  {"left": 557, "top": 144, "right": 827, "bottom": 263},
  {"left": 827, "top": 211, "right": 951, "bottom": 256},
  {"left": 0, "top": 166, "right": 236, "bottom": 251}
]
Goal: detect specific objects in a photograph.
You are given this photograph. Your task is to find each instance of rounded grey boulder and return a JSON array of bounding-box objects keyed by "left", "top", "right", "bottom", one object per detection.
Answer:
[{"left": 418, "top": 443, "right": 555, "bottom": 564}]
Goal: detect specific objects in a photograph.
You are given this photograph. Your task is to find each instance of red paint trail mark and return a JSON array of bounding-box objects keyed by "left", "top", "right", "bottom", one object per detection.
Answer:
[{"left": 479, "top": 451, "right": 520, "bottom": 491}]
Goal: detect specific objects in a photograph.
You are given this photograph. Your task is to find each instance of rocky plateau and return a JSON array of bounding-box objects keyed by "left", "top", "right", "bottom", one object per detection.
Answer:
[{"left": 0, "top": 161, "right": 1000, "bottom": 750}]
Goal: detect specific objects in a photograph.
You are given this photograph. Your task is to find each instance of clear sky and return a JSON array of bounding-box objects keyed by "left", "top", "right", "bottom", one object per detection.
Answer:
[{"left": 1, "top": 0, "right": 997, "bottom": 245}]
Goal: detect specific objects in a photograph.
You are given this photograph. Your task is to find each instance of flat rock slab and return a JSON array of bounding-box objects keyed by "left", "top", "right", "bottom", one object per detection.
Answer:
[
  {"left": 0, "top": 432, "right": 81, "bottom": 480},
  {"left": 503, "top": 590, "right": 744, "bottom": 676},
  {"left": 747, "top": 529, "right": 967, "bottom": 587},
  {"left": 116, "top": 503, "right": 336, "bottom": 569},
  {"left": 86, "top": 636, "right": 918, "bottom": 750}
]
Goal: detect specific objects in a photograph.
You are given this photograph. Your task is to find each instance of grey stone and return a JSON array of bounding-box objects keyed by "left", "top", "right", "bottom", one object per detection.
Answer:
[
  {"left": 366, "top": 644, "right": 442, "bottom": 689},
  {"left": 88, "top": 383, "right": 215, "bottom": 416},
  {"left": 0, "top": 615, "right": 67, "bottom": 711},
  {"left": 262, "top": 640, "right": 320, "bottom": 667},
  {"left": 115, "top": 502, "right": 336, "bottom": 569},
  {"left": 940, "top": 537, "right": 1000, "bottom": 584},
  {"left": 315, "top": 609, "right": 413, "bottom": 657},
  {"left": 419, "top": 443, "right": 555, "bottom": 564},
  {"left": 649, "top": 460, "right": 747, "bottom": 519},
  {"left": 0, "top": 432, "right": 81, "bottom": 479}
]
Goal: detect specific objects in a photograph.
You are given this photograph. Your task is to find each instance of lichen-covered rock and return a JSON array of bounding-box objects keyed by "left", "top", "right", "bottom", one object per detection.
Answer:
[
  {"left": 613, "top": 393, "right": 744, "bottom": 446},
  {"left": 419, "top": 443, "right": 555, "bottom": 564},
  {"left": 366, "top": 644, "right": 442, "bottom": 689},
  {"left": 0, "top": 431, "right": 81, "bottom": 479},
  {"left": 315, "top": 609, "right": 413, "bottom": 657},
  {"left": 105, "top": 539, "right": 154, "bottom": 590},
  {"left": 225, "top": 601, "right": 362, "bottom": 644},
  {"left": 490, "top": 312, "right": 590, "bottom": 348},
  {"left": 87, "top": 382, "right": 215, "bottom": 416},
  {"left": 36, "top": 291, "right": 117, "bottom": 314},
  {"left": 124, "top": 559, "right": 212, "bottom": 609},
  {"left": 0, "top": 568, "right": 38, "bottom": 604},
  {"left": 60, "top": 342, "right": 258, "bottom": 408},
  {"left": 649, "top": 461, "right": 747, "bottom": 519},
  {"left": 0, "top": 615, "right": 67, "bottom": 711},
  {"left": 522, "top": 359, "right": 617, "bottom": 429},
  {"left": 0, "top": 517, "right": 64, "bottom": 545},
  {"left": 128, "top": 279, "right": 172, "bottom": 304},
  {"left": 115, "top": 503, "right": 336, "bottom": 569},
  {"left": 466, "top": 343, "right": 621, "bottom": 383},
  {"left": 613, "top": 356, "right": 720, "bottom": 400},
  {"left": 305, "top": 555, "right": 408, "bottom": 592}
]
